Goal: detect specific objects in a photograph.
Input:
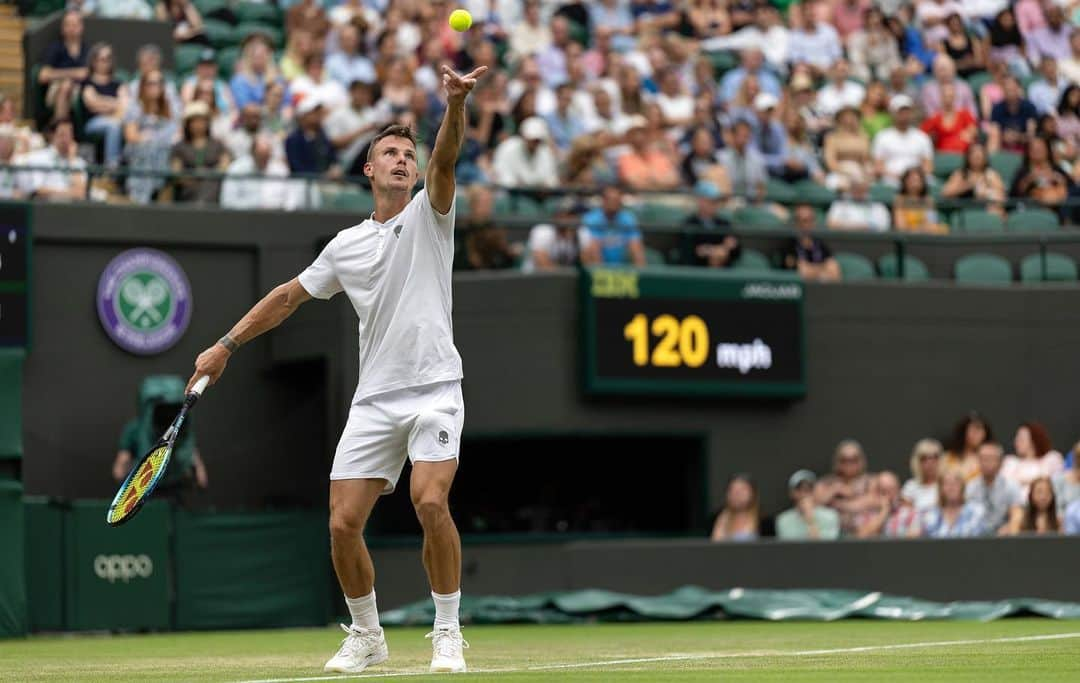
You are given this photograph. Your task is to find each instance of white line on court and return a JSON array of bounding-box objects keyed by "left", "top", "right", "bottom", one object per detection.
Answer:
[{"left": 232, "top": 631, "right": 1080, "bottom": 683}]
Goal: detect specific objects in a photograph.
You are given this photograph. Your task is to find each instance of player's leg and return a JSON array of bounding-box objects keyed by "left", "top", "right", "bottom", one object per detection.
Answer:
[
  {"left": 406, "top": 380, "right": 467, "bottom": 673},
  {"left": 324, "top": 478, "right": 391, "bottom": 674}
]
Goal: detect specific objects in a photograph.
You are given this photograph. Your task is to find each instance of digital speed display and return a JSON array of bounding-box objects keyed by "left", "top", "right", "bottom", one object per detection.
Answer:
[{"left": 580, "top": 268, "right": 805, "bottom": 398}]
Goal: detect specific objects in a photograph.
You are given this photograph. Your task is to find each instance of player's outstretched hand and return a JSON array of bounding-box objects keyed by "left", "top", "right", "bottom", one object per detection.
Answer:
[
  {"left": 187, "top": 343, "right": 230, "bottom": 393},
  {"left": 442, "top": 65, "right": 487, "bottom": 101}
]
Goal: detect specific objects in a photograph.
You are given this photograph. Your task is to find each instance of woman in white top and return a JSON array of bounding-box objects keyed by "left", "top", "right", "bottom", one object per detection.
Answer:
[
  {"left": 901, "top": 438, "right": 944, "bottom": 513},
  {"left": 1001, "top": 421, "right": 1065, "bottom": 499}
]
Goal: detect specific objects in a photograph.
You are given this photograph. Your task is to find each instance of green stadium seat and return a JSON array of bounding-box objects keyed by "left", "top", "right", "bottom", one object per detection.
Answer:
[
  {"left": 989, "top": 152, "right": 1023, "bottom": 185},
  {"left": 877, "top": 253, "right": 931, "bottom": 281},
  {"left": 637, "top": 202, "right": 689, "bottom": 226},
  {"left": 732, "top": 206, "right": 785, "bottom": 230},
  {"left": 834, "top": 252, "right": 876, "bottom": 281},
  {"left": 933, "top": 152, "right": 963, "bottom": 180},
  {"left": 732, "top": 248, "right": 772, "bottom": 271},
  {"left": 233, "top": 1, "right": 281, "bottom": 24},
  {"left": 192, "top": 0, "right": 230, "bottom": 19},
  {"left": 203, "top": 19, "right": 235, "bottom": 49},
  {"left": 643, "top": 246, "right": 666, "bottom": 265},
  {"left": 1006, "top": 208, "right": 1060, "bottom": 233},
  {"left": 1019, "top": 252, "right": 1079, "bottom": 282},
  {"left": 218, "top": 46, "right": 242, "bottom": 78},
  {"left": 951, "top": 208, "right": 1005, "bottom": 234},
  {"left": 30, "top": 0, "right": 65, "bottom": 16},
  {"left": 966, "top": 71, "right": 992, "bottom": 98},
  {"left": 493, "top": 194, "right": 546, "bottom": 220},
  {"left": 765, "top": 178, "right": 796, "bottom": 203},
  {"left": 174, "top": 44, "right": 206, "bottom": 76},
  {"left": 869, "top": 182, "right": 896, "bottom": 204},
  {"left": 705, "top": 51, "right": 739, "bottom": 79},
  {"left": 792, "top": 179, "right": 836, "bottom": 206},
  {"left": 954, "top": 253, "right": 1012, "bottom": 285},
  {"left": 233, "top": 23, "right": 284, "bottom": 49}
]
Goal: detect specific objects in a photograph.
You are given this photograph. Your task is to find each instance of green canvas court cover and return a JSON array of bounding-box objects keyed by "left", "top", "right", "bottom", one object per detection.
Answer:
[{"left": 380, "top": 587, "right": 1080, "bottom": 626}]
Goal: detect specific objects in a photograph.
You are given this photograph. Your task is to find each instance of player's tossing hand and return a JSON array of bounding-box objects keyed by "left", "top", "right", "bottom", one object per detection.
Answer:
[
  {"left": 188, "top": 343, "right": 230, "bottom": 393},
  {"left": 442, "top": 65, "right": 488, "bottom": 102}
]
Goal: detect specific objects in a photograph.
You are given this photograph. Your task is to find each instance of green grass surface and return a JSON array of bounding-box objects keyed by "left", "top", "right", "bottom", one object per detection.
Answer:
[{"left": 1, "top": 619, "right": 1079, "bottom": 681}]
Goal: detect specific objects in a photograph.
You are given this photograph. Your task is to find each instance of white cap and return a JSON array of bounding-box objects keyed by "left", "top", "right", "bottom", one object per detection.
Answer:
[
  {"left": 889, "top": 94, "right": 914, "bottom": 113},
  {"left": 753, "top": 92, "right": 779, "bottom": 111},
  {"left": 296, "top": 93, "right": 323, "bottom": 116},
  {"left": 520, "top": 116, "right": 550, "bottom": 141}
]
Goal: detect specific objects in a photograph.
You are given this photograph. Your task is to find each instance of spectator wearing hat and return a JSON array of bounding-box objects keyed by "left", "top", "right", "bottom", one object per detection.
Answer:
[
  {"left": 719, "top": 49, "right": 782, "bottom": 104},
  {"left": 710, "top": 474, "right": 759, "bottom": 542},
  {"left": 776, "top": 470, "right": 841, "bottom": 540},
  {"left": 856, "top": 471, "right": 922, "bottom": 538},
  {"left": 683, "top": 180, "right": 738, "bottom": 268},
  {"left": 965, "top": 441, "right": 1024, "bottom": 534},
  {"left": 155, "top": 0, "right": 207, "bottom": 46},
  {"left": 491, "top": 116, "right": 559, "bottom": 188},
  {"left": 741, "top": 93, "right": 789, "bottom": 180},
  {"left": 325, "top": 81, "right": 391, "bottom": 177},
  {"left": 616, "top": 114, "right": 681, "bottom": 191},
  {"left": 580, "top": 184, "right": 646, "bottom": 267},
  {"left": 784, "top": 203, "right": 841, "bottom": 281},
  {"left": 524, "top": 197, "right": 585, "bottom": 272},
  {"left": 231, "top": 33, "right": 284, "bottom": 110},
  {"left": 871, "top": 94, "right": 934, "bottom": 185},
  {"left": 284, "top": 95, "right": 340, "bottom": 179},
  {"left": 80, "top": 42, "right": 127, "bottom": 169},
  {"left": 221, "top": 134, "right": 304, "bottom": 211},
  {"left": 719, "top": 119, "right": 767, "bottom": 202},
  {"left": 825, "top": 173, "right": 890, "bottom": 232},
  {"left": 901, "top": 438, "right": 945, "bottom": 513},
  {"left": 815, "top": 59, "right": 866, "bottom": 119},
  {"left": 38, "top": 11, "right": 88, "bottom": 125},
  {"left": 181, "top": 49, "right": 236, "bottom": 121},
  {"left": 169, "top": 101, "right": 230, "bottom": 204},
  {"left": 326, "top": 22, "right": 376, "bottom": 89},
  {"left": 921, "top": 471, "right": 989, "bottom": 538}
]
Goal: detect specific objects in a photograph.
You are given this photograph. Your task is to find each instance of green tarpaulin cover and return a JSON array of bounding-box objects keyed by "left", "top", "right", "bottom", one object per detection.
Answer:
[{"left": 380, "top": 586, "right": 1080, "bottom": 626}]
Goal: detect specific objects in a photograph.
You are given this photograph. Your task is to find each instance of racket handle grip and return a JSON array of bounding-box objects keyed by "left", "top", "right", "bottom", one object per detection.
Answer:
[{"left": 191, "top": 375, "right": 210, "bottom": 396}]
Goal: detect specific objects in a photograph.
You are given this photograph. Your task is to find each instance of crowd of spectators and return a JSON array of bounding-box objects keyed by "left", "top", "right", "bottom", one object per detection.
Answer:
[
  {"left": 709, "top": 412, "right": 1080, "bottom": 541},
  {"left": 8, "top": 0, "right": 1080, "bottom": 246}
]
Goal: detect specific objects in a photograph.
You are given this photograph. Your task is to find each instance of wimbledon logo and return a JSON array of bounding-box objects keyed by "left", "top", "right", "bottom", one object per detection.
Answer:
[{"left": 97, "top": 248, "right": 192, "bottom": 355}]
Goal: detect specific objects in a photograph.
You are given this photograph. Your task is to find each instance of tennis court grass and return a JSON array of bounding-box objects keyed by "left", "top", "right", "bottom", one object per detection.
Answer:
[{"left": 1, "top": 618, "right": 1078, "bottom": 681}]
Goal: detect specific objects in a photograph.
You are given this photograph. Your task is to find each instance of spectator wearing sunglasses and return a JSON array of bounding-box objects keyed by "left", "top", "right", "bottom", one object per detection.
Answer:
[{"left": 815, "top": 439, "right": 875, "bottom": 536}]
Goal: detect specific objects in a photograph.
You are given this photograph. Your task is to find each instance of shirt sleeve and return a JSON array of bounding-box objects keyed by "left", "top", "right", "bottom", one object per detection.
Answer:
[
  {"left": 118, "top": 419, "right": 139, "bottom": 452},
  {"left": 297, "top": 238, "right": 343, "bottom": 300},
  {"left": 423, "top": 188, "right": 456, "bottom": 233}
]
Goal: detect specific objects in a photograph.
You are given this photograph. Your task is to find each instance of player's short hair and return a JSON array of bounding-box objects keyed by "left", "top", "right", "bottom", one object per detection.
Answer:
[{"left": 367, "top": 124, "right": 417, "bottom": 162}]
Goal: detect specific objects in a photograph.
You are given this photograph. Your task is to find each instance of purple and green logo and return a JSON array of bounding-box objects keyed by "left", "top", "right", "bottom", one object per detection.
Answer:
[{"left": 97, "top": 248, "right": 191, "bottom": 355}]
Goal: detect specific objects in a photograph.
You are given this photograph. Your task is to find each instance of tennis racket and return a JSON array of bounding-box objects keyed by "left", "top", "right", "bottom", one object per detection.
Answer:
[{"left": 106, "top": 375, "right": 210, "bottom": 526}]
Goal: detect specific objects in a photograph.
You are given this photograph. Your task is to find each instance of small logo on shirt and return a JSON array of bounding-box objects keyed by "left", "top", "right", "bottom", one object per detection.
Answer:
[
  {"left": 393, "top": 224, "right": 403, "bottom": 238},
  {"left": 438, "top": 430, "right": 449, "bottom": 445}
]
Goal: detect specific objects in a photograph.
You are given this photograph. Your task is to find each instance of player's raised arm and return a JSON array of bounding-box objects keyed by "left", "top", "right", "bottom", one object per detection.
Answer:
[
  {"left": 186, "top": 277, "right": 312, "bottom": 392},
  {"left": 426, "top": 65, "right": 488, "bottom": 215}
]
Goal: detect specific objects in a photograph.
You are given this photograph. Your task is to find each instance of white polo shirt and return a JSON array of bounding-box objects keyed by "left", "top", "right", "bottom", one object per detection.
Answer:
[{"left": 299, "top": 189, "right": 463, "bottom": 401}]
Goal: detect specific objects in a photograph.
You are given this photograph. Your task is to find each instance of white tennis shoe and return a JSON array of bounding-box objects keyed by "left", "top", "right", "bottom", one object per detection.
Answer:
[
  {"left": 324, "top": 624, "right": 389, "bottom": 673},
  {"left": 427, "top": 627, "right": 469, "bottom": 673}
]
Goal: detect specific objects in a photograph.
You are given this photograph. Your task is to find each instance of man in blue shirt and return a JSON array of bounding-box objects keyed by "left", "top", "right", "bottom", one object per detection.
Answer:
[
  {"left": 990, "top": 77, "right": 1038, "bottom": 154},
  {"left": 581, "top": 184, "right": 646, "bottom": 266},
  {"left": 719, "top": 48, "right": 782, "bottom": 104},
  {"left": 285, "top": 96, "right": 342, "bottom": 179}
]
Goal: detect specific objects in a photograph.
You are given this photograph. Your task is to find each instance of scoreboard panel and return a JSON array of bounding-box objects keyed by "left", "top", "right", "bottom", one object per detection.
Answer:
[{"left": 580, "top": 267, "right": 805, "bottom": 398}]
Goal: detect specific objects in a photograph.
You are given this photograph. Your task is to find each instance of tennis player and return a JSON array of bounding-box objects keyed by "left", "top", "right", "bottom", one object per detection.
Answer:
[{"left": 187, "top": 64, "right": 487, "bottom": 674}]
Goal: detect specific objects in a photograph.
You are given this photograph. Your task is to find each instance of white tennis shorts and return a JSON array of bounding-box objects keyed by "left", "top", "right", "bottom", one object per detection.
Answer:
[{"left": 330, "top": 380, "right": 464, "bottom": 494}]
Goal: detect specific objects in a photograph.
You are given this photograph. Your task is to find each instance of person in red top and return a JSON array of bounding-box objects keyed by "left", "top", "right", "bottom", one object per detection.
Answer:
[{"left": 920, "top": 81, "right": 977, "bottom": 153}]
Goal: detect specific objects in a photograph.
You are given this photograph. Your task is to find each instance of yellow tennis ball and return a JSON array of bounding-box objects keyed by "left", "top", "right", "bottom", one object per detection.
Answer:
[{"left": 449, "top": 8, "right": 472, "bottom": 32}]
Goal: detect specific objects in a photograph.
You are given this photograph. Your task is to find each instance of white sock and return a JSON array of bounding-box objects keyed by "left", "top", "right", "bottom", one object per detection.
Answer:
[
  {"left": 345, "top": 590, "right": 380, "bottom": 631},
  {"left": 431, "top": 590, "right": 461, "bottom": 630}
]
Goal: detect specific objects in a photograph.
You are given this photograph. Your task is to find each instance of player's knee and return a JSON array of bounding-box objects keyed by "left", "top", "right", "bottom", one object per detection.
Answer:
[
  {"left": 413, "top": 497, "right": 449, "bottom": 529},
  {"left": 328, "top": 510, "right": 364, "bottom": 542}
]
